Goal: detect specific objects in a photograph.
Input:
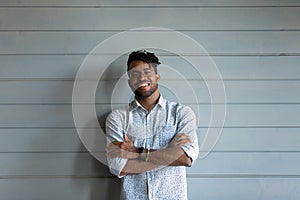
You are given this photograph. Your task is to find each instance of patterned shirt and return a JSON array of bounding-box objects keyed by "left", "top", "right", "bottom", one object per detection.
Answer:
[{"left": 106, "top": 96, "right": 199, "bottom": 200}]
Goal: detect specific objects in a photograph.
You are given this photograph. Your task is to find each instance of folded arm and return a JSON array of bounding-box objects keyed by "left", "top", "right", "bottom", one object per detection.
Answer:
[{"left": 107, "top": 134, "right": 192, "bottom": 176}]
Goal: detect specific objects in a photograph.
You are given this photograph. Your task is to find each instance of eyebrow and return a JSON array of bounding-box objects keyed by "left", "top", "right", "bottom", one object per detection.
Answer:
[{"left": 130, "top": 66, "right": 152, "bottom": 72}]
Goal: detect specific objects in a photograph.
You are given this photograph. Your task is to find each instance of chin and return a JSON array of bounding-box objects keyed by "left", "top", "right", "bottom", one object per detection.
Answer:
[
  {"left": 134, "top": 91, "right": 153, "bottom": 99},
  {"left": 134, "top": 87, "right": 158, "bottom": 99}
]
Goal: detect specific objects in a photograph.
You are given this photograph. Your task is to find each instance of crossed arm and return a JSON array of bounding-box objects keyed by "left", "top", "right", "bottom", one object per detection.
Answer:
[{"left": 107, "top": 134, "right": 192, "bottom": 176}]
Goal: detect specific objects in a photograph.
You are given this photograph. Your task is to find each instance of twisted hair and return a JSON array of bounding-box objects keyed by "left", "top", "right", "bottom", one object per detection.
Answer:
[{"left": 127, "top": 50, "right": 161, "bottom": 73}]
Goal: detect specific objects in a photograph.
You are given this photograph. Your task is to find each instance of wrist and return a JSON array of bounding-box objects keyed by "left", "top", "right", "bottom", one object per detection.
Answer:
[
  {"left": 138, "top": 148, "right": 151, "bottom": 161},
  {"left": 133, "top": 147, "right": 140, "bottom": 159},
  {"left": 145, "top": 149, "right": 150, "bottom": 162},
  {"left": 138, "top": 147, "right": 145, "bottom": 160}
]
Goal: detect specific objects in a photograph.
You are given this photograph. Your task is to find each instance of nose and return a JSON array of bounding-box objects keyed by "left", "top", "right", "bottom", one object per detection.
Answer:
[{"left": 137, "top": 71, "right": 148, "bottom": 80}]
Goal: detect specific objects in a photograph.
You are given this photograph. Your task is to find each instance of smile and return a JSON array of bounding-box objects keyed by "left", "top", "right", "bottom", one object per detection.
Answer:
[{"left": 136, "top": 82, "right": 151, "bottom": 89}]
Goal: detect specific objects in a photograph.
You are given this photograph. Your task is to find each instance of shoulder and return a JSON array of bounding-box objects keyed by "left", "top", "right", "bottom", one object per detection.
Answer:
[
  {"left": 177, "top": 104, "right": 196, "bottom": 120},
  {"left": 165, "top": 99, "right": 194, "bottom": 115},
  {"left": 164, "top": 100, "right": 196, "bottom": 121},
  {"left": 106, "top": 105, "right": 130, "bottom": 122}
]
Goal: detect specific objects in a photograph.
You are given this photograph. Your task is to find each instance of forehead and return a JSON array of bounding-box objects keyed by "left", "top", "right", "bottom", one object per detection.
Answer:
[{"left": 128, "top": 60, "right": 151, "bottom": 71}]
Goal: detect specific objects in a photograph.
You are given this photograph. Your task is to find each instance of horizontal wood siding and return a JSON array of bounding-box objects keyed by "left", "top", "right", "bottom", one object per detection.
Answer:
[{"left": 0, "top": 1, "right": 299, "bottom": 199}]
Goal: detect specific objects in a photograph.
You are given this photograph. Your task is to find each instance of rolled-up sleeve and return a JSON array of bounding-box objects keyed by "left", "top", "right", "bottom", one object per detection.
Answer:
[
  {"left": 106, "top": 111, "right": 128, "bottom": 178},
  {"left": 176, "top": 106, "right": 199, "bottom": 164},
  {"left": 107, "top": 157, "right": 127, "bottom": 178}
]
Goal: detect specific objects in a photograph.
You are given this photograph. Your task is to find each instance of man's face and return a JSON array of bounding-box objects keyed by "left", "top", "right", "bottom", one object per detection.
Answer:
[{"left": 128, "top": 60, "right": 160, "bottom": 98}]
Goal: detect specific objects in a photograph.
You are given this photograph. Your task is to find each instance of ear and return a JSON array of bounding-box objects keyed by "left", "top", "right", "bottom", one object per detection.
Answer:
[{"left": 156, "top": 73, "right": 161, "bottom": 82}]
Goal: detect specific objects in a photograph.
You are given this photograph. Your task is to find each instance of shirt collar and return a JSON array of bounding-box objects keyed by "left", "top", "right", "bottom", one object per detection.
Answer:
[{"left": 129, "top": 95, "right": 166, "bottom": 112}]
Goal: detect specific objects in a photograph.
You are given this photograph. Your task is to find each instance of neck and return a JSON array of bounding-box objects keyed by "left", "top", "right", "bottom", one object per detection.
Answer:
[{"left": 135, "top": 90, "right": 160, "bottom": 111}]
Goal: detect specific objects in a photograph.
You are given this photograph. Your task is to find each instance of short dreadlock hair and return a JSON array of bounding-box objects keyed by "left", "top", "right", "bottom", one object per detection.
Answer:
[{"left": 127, "top": 50, "right": 161, "bottom": 74}]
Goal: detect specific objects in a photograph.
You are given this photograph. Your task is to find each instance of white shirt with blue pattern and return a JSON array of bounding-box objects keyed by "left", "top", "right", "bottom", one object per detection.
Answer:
[{"left": 106, "top": 96, "right": 199, "bottom": 200}]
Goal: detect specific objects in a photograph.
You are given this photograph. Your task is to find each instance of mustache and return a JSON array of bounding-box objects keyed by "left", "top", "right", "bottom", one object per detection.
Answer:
[
  {"left": 134, "top": 81, "right": 151, "bottom": 87},
  {"left": 131, "top": 80, "right": 157, "bottom": 91}
]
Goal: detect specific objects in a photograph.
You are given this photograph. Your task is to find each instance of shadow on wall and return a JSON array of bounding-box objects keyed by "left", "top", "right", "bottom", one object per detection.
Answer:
[
  {"left": 89, "top": 156, "right": 121, "bottom": 200},
  {"left": 88, "top": 57, "right": 127, "bottom": 199},
  {"left": 72, "top": 138, "right": 121, "bottom": 200}
]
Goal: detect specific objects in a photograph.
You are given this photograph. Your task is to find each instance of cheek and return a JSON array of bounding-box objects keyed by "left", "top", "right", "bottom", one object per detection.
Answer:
[
  {"left": 128, "top": 81, "right": 134, "bottom": 88},
  {"left": 151, "top": 77, "right": 159, "bottom": 84},
  {"left": 128, "top": 80, "right": 137, "bottom": 90}
]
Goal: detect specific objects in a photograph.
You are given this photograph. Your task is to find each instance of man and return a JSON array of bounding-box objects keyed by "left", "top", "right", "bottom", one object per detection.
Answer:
[{"left": 106, "top": 50, "right": 199, "bottom": 200}]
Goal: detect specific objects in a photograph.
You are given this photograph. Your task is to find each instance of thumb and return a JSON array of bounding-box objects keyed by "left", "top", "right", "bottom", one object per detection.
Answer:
[{"left": 123, "top": 134, "right": 129, "bottom": 142}]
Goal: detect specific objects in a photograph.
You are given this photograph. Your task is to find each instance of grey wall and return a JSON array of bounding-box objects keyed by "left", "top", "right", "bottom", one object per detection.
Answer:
[{"left": 1, "top": 1, "right": 300, "bottom": 199}]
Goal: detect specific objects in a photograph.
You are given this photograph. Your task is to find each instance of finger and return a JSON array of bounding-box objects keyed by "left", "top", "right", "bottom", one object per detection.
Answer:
[
  {"left": 107, "top": 143, "right": 129, "bottom": 153},
  {"left": 176, "top": 137, "right": 191, "bottom": 142},
  {"left": 175, "top": 134, "right": 190, "bottom": 139},
  {"left": 178, "top": 137, "right": 191, "bottom": 143},
  {"left": 123, "top": 134, "right": 129, "bottom": 142},
  {"left": 112, "top": 141, "right": 123, "bottom": 146},
  {"left": 175, "top": 135, "right": 191, "bottom": 142},
  {"left": 120, "top": 143, "right": 130, "bottom": 150},
  {"left": 174, "top": 138, "right": 191, "bottom": 146},
  {"left": 176, "top": 140, "right": 191, "bottom": 147}
]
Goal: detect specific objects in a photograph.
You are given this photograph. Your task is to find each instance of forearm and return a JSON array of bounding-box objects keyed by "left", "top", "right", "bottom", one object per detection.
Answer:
[
  {"left": 120, "top": 159, "right": 161, "bottom": 176},
  {"left": 120, "top": 147, "right": 191, "bottom": 176},
  {"left": 147, "top": 147, "right": 192, "bottom": 167}
]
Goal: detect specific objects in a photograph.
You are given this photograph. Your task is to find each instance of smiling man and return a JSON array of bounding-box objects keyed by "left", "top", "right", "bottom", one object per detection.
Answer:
[{"left": 106, "top": 50, "right": 199, "bottom": 200}]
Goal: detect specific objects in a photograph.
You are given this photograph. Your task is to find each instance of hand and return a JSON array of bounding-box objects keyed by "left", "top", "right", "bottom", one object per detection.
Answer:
[
  {"left": 106, "top": 134, "right": 139, "bottom": 159},
  {"left": 168, "top": 134, "right": 191, "bottom": 148}
]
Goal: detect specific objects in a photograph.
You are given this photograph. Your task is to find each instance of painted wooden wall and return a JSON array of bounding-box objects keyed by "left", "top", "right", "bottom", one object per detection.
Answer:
[{"left": 0, "top": 0, "right": 300, "bottom": 199}]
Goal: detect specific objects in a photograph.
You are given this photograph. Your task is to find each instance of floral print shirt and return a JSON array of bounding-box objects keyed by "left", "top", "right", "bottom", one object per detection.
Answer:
[{"left": 106, "top": 96, "right": 199, "bottom": 200}]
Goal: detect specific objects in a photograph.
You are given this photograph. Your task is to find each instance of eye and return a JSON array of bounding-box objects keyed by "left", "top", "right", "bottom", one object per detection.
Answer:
[
  {"left": 144, "top": 70, "right": 152, "bottom": 75},
  {"left": 129, "top": 71, "right": 140, "bottom": 78}
]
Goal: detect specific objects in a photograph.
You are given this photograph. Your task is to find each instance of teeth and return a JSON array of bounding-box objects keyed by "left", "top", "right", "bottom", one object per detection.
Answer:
[{"left": 139, "top": 83, "right": 150, "bottom": 87}]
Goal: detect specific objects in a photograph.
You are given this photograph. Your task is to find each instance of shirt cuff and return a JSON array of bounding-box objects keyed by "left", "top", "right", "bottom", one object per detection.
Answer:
[
  {"left": 108, "top": 157, "right": 128, "bottom": 178},
  {"left": 181, "top": 144, "right": 198, "bottom": 165}
]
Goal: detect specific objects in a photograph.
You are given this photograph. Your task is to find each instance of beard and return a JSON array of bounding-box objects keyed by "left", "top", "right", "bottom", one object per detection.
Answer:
[{"left": 133, "top": 83, "right": 159, "bottom": 99}]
